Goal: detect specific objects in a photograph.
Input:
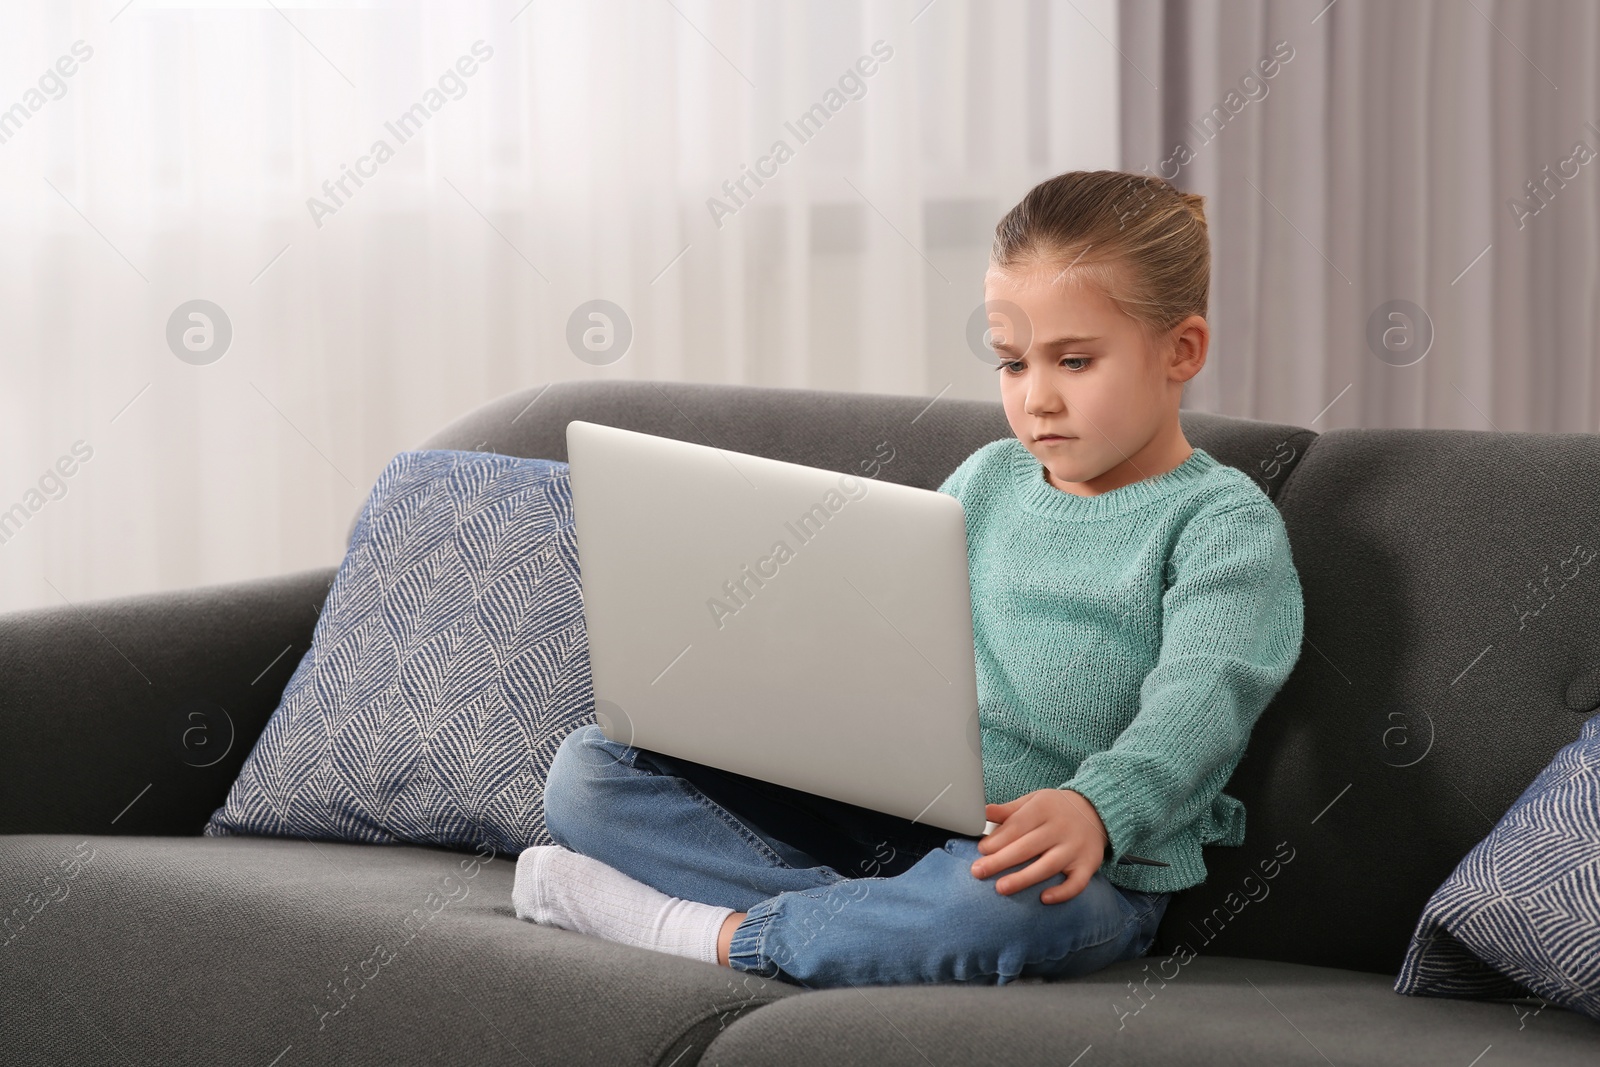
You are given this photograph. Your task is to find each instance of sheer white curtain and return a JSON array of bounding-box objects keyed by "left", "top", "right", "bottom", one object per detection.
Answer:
[{"left": 0, "top": 0, "right": 1119, "bottom": 614}]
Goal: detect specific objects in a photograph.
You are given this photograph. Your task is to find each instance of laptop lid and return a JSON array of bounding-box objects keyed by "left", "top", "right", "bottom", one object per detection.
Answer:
[{"left": 566, "top": 419, "right": 988, "bottom": 836}]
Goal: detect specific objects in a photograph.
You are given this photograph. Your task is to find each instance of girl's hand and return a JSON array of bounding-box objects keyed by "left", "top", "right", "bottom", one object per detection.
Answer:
[{"left": 971, "top": 789, "right": 1108, "bottom": 905}]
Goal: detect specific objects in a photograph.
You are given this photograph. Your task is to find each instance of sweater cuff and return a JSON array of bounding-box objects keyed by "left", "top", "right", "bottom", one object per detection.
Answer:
[{"left": 1060, "top": 764, "right": 1149, "bottom": 867}]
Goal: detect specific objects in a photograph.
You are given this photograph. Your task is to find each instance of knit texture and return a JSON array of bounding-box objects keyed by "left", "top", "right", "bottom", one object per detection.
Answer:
[{"left": 938, "top": 439, "right": 1304, "bottom": 893}]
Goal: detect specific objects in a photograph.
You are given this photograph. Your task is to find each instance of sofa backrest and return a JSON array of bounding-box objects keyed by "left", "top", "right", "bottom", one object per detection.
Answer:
[
  {"left": 416, "top": 379, "right": 1315, "bottom": 499},
  {"left": 1158, "top": 427, "right": 1600, "bottom": 976}
]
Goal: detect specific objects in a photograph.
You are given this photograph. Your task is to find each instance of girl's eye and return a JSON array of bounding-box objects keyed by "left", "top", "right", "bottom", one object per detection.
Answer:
[{"left": 993, "top": 357, "right": 1092, "bottom": 373}]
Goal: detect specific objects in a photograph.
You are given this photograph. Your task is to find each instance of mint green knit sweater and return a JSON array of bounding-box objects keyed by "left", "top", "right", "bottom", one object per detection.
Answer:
[{"left": 937, "top": 439, "right": 1304, "bottom": 893}]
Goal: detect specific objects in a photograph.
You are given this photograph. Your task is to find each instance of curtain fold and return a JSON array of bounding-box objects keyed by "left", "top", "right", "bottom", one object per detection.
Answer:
[{"left": 1120, "top": 0, "right": 1600, "bottom": 433}]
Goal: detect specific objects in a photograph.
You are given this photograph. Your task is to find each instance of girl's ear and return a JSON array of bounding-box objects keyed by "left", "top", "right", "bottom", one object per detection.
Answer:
[{"left": 1167, "top": 316, "right": 1208, "bottom": 380}]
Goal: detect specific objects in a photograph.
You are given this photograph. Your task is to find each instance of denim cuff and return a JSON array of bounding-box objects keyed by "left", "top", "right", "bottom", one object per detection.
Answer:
[{"left": 726, "top": 896, "right": 785, "bottom": 979}]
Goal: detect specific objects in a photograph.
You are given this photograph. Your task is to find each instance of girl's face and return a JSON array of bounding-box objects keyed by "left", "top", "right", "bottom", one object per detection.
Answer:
[{"left": 983, "top": 262, "right": 1206, "bottom": 496}]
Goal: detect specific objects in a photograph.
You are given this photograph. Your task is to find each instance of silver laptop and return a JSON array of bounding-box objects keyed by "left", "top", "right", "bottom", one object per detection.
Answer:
[{"left": 565, "top": 419, "right": 994, "bottom": 838}]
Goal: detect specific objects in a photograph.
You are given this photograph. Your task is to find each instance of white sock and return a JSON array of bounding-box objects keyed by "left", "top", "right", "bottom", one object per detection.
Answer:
[{"left": 512, "top": 845, "right": 736, "bottom": 964}]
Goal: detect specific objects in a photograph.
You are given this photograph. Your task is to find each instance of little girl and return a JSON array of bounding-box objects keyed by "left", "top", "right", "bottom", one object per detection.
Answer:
[{"left": 512, "top": 169, "right": 1305, "bottom": 988}]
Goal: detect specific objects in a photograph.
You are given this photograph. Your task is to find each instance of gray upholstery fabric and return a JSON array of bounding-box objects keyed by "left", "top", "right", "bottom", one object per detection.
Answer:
[
  {"left": 422, "top": 381, "right": 1316, "bottom": 497},
  {"left": 351, "top": 378, "right": 1314, "bottom": 544},
  {"left": 0, "top": 566, "right": 338, "bottom": 837},
  {"left": 0, "top": 834, "right": 797, "bottom": 1066},
  {"left": 699, "top": 954, "right": 1600, "bottom": 1066},
  {"left": 1156, "top": 428, "right": 1600, "bottom": 977}
]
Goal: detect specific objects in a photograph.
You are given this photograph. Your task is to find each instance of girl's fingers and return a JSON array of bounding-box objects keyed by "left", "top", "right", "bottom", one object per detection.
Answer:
[
  {"left": 976, "top": 803, "right": 1041, "bottom": 855},
  {"left": 972, "top": 825, "right": 1051, "bottom": 879},
  {"left": 1041, "top": 865, "right": 1094, "bottom": 905},
  {"left": 992, "top": 844, "right": 1068, "bottom": 895}
]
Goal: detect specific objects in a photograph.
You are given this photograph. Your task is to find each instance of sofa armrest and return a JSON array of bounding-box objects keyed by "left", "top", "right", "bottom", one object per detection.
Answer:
[{"left": 0, "top": 566, "right": 337, "bottom": 836}]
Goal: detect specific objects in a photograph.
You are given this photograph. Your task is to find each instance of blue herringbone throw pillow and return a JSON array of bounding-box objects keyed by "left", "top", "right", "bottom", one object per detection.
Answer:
[
  {"left": 203, "top": 450, "right": 594, "bottom": 856},
  {"left": 1394, "top": 710, "right": 1600, "bottom": 1020}
]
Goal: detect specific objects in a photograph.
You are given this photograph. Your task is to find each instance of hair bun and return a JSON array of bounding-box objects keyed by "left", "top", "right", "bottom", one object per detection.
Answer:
[{"left": 1179, "top": 191, "right": 1208, "bottom": 226}]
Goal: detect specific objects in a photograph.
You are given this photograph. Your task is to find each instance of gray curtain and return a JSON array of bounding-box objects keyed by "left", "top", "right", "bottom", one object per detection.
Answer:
[{"left": 1119, "top": 0, "right": 1599, "bottom": 432}]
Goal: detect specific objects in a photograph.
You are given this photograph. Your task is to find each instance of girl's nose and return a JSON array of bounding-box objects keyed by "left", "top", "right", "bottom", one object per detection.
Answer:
[{"left": 1026, "top": 387, "right": 1065, "bottom": 415}]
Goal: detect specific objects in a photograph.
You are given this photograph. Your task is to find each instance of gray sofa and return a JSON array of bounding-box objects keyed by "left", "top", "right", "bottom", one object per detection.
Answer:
[{"left": 4, "top": 379, "right": 1598, "bottom": 1066}]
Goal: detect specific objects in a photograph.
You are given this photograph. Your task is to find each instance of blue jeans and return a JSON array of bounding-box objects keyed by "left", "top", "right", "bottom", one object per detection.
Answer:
[{"left": 541, "top": 723, "right": 1171, "bottom": 989}]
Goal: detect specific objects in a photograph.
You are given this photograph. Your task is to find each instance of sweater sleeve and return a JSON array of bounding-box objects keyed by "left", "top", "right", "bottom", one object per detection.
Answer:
[{"left": 1060, "top": 500, "right": 1304, "bottom": 866}]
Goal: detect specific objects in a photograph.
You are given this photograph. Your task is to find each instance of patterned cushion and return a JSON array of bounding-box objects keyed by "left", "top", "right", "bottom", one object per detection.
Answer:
[
  {"left": 1394, "top": 710, "right": 1600, "bottom": 1019},
  {"left": 203, "top": 450, "right": 594, "bottom": 856}
]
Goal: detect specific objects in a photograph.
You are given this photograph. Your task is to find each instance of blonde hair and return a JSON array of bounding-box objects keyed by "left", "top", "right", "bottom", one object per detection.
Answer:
[{"left": 990, "top": 170, "right": 1209, "bottom": 350}]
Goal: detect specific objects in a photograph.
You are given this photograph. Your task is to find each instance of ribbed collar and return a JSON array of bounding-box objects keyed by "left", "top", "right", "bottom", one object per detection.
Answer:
[{"left": 1008, "top": 438, "right": 1220, "bottom": 519}]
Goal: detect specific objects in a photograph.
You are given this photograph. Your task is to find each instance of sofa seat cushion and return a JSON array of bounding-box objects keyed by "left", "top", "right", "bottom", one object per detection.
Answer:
[
  {"left": 703, "top": 953, "right": 1600, "bottom": 1066},
  {"left": 0, "top": 835, "right": 797, "bottom": 1066}
]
